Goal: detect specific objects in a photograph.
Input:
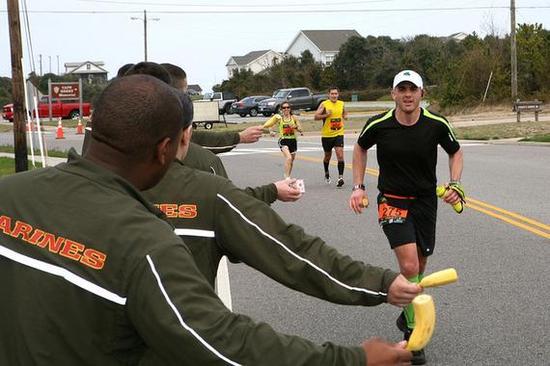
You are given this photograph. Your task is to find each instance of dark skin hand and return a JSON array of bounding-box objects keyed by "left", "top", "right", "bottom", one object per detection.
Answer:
[{"left": 363, "top": 338, "right": 412, "bottom": 366}]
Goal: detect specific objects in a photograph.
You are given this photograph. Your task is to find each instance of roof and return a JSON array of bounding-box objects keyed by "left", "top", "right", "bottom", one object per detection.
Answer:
[
  {"left": 227, "top": 50, "right": 273, "bottom": 67},
  {"left": 65, "top": 61, "right": 108, "bottom": 75},
  {"left": 290, "top": 30, "right": 361, "bottom": 52},
  {"left": 188, "top": 84, "right": 202, "bottom": 92},
  {"left": 64, "top": 61, "right": 105, "bottom": 68}
]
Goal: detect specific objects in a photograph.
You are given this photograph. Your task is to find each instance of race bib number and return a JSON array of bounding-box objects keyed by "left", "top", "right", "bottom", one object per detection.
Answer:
[
  {"left": 282, "top": 124, "right": 294, "bottom": 136},
  {"left": 329, "top": 118, "right": 342, "bottom": 130},
  {"left": 377, "top": 195, "right": 410, "bottom": 225}
]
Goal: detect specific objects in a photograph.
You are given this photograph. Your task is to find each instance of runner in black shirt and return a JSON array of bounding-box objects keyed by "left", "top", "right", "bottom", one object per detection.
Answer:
[{"left": 349, "top": 70, "right": 464, "bottom": 365}]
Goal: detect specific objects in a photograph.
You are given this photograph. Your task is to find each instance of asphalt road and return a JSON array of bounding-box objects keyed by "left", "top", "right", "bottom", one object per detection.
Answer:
[
  {"left": 1, "top": 128, "right": 549, "bottom": 365},
  {"left": 220, "top": 136, "right": 550, "bottom": 366}
]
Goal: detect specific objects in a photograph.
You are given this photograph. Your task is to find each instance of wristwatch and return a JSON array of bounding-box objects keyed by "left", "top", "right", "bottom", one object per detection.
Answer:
[{"left": 352, "top": 184, "right": 365, "bottom": 191}]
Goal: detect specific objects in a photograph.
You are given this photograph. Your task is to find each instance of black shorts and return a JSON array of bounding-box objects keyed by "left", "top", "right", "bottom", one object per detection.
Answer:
[
  {"left": 278, "top": 138, "right": 297, "bottom": 154},
  {"left": 377, "top": 193, "right": 437, "bottom": 257},
  {"left": 321, "top": 135, "right": 344, "bottom": 152}
]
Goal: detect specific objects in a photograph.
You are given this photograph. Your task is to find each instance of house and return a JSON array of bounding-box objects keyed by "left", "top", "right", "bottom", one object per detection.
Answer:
[
  {"left": 286, "top": 30, "right": 361, "bottom": 65},
  {"left": 187, "top": 84, "right": 203, "bottom": 96},
  {"left": 64, "top": 61, "right": 108, "bottom": 84},
  {"left": 440, "top": 32, "right": 469, "bottom": 42},
  {"left": 226, "top": 50, "right": 284, "bottom": 78}
]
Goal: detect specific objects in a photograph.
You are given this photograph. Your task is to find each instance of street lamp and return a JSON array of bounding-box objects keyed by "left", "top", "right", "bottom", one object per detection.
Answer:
[{"left": 131, "top": 10, "right": 159, "bottom": 62}]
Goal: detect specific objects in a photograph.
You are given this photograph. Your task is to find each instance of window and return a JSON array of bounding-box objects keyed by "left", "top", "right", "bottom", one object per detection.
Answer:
[{"left": 290, "top": 89, "right": 309, "bottom": 98}]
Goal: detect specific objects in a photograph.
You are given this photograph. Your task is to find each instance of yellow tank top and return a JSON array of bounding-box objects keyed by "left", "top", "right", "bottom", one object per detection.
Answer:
[
  {"left": 278, "top": 115, "right": 298, "bottom": 140},
  {"left": 320, "top": 100, "right": 345, "bottom": 137}
]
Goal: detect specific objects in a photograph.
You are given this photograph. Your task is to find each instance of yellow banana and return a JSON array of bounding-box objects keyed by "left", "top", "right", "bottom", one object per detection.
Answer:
[
  {"left": 419, "top": 268, "right": 458, "bottom": 288},
  {"left": 406, "top": 294, "right": 436, "bottom": 351},
  {"left": 436, "top": 185, "right": 463, "bottom": 213}
]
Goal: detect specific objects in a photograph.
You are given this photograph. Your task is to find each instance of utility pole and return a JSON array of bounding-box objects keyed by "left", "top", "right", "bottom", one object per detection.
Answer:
[
  {"left": 39, "top": 53, "right": 42, "bottom": 76},
  {"left": 57, "top": 55, "right": 60, "bottom": 75},
  {"left": 510, "top": 0, "right": 518, "bottom": 100},
  {"left": 49, "top": 55, "right": 52, "bottom": 74},
  {"left": 131, "top": 10, "right": 159, "bottom": 61},
  {"left": 143, "top": 10, "right": 148, "bottom": 61},
  {"left": 7, "top": 0, "right": 29, "bottom": 172}
]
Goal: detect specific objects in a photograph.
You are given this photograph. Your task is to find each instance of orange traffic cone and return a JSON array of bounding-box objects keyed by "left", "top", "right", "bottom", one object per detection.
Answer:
[
  {"left": 76, "top": 119, "right": 84, "bottom": 135},
  {"left": 56, "top": 118, "right": 65, "bottom": 139}
]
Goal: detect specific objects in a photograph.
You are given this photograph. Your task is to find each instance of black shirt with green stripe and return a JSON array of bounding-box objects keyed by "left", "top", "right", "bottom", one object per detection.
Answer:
[{"left": 357, "top": 108, "right": 460, "bottom": 197}]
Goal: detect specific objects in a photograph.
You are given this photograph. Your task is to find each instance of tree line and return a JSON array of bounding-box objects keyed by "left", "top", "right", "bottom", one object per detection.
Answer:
[
  {"left": 0, "top": 23, "right": 547, "bottom": 110},
  {"left": 215, "top": 23, "right": 549, "bottom": 108}
]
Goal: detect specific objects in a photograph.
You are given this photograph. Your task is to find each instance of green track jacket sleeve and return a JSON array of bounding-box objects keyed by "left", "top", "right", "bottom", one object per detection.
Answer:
[
  {"left": 242, "top": 183, "right": 278, "bottom": 205},
  {"left": 214, "top": 181, "right": 398, "bottom": 306},
  {"left": 191, "top": 130, "right": 240, "bottom": 154},
  {"left": 128, "top": 243, "right": 366, "bottom": 366}
]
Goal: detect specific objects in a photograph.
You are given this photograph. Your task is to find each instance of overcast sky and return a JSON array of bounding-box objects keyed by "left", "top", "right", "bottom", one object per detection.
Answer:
[{"left": 1, "top": 0, "right": 548, "bottom": 92}]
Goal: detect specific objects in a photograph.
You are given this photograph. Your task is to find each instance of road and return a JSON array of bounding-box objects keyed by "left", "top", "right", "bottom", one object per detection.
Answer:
[
  {"left": 220, "top": 136, "right": 549, "bottom": 366},
  {"left": 1, "top": 128, "right": 549, "bottom": 365}
]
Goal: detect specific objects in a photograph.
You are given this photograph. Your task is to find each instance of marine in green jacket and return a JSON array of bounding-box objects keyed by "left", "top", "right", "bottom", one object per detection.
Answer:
[{"left": 1, "top": 75, "right": 414, "bottom": 365}]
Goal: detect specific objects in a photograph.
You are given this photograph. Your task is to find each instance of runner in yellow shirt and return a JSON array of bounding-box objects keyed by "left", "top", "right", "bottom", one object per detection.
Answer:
[
  {"left": 315, "top": 87, "right": 348, "bottom": 188},
  {"left": 264, "top": 102, "right": 303, "bottom": 178}
]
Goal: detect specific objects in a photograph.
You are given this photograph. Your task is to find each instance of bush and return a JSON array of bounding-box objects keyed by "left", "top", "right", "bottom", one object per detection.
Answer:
[{"left": 339, "top": 88, "right": 389, "bottom": 101}]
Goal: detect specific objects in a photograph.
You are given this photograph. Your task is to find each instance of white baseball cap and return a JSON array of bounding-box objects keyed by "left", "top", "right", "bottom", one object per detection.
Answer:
[{"left": 393, "top": 70, "right": 423, "bottom": 89}]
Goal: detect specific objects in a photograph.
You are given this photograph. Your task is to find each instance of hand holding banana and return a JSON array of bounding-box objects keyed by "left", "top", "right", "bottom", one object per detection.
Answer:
[
  {"left": 436, "top": 183, "right": 466, "bottom": 213},
  {"left": 406, "top": 268, "right": 459, "bottom": 351}
]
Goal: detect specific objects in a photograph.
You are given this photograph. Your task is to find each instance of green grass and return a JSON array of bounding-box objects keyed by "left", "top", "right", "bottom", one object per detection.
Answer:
[
  {"left": 519, "top": 133, "right": 550, "bottom": 142},
  {"left": 0, "top": 145, "right": 69, "bottom": 158},
  {"left": 453, "top": 121, "right": 550, "bottom": 140},
  {"left": 0, "top": 157, "right": 42, "bottom": 176}
]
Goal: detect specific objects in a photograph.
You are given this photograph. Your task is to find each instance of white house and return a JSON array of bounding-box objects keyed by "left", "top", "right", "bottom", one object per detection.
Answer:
[
  {"left": 64, "top": 61, "right": 108, "bottom": 84},
  {"left": 226, "top": 50, "right": 284, "bottom": 78},
  {"left": 286, "top": 30, "right": 361, "bottom": 65}
]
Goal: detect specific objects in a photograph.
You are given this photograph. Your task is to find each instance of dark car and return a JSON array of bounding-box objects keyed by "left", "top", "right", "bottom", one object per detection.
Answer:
[
  {"left": 257, "top": 87, "right": 327, "bottom": 117},
  {"left": 230, "top": 96, "right": 270, "bottom": 117}
]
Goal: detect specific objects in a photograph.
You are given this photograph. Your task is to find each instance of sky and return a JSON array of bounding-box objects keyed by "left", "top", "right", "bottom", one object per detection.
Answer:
[{"left": 1, "top": 0, "right": 548, "bottom": 93}]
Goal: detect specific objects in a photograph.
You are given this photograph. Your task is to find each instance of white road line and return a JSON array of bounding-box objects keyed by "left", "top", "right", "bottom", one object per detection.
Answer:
[{"left": 220, "top": 142, "right": 485, "bottom": 156}]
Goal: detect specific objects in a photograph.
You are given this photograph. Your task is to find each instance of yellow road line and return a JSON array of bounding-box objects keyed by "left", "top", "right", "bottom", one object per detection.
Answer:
[
  {"left": 466, "top": 202, "right": 550, "bottom": 239},
  {"left": 467, "top": 197, "right": 550, "bottom": 231},
  {"left": 289, "top": 154, "right": 550, "bottom": 239}
]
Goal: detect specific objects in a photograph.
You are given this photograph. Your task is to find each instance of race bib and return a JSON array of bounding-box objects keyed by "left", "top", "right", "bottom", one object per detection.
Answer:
[
  {"left": 377, "top": 195, "right": 410, "bottom": 226},
  {"left": 282, "top": 124, "right": 294, "bottom": 136},
  {"left": 329, "top": 118, "right": 342, "bottom": 130}
]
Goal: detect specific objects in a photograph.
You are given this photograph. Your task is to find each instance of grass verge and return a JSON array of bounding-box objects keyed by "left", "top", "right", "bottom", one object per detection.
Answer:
[
  {"left": 0, "top": 157, "right": 42, "bottom": 176},
  {"left": 0, "top": 145, "right": 69, "bottom": 158}
]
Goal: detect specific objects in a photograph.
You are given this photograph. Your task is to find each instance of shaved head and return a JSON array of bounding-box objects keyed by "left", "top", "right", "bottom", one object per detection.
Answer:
[{"left": 91, "top": 74, "right": 184, "bottom": 160}]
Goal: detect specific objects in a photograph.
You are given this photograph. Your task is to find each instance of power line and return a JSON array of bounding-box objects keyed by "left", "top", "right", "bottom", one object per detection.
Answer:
[
  {"left": 1, "top": 6, "right": 549, "bottom": 14},
  {"left": 76, "top": 0, "right": 397, "bottom": 7},
  {"left": 21, "top": 0, "right": 36, "bottom": 74}
]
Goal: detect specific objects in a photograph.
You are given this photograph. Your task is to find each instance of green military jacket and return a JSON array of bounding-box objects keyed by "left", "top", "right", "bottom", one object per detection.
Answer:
[
  {"left": 184, "top": 142, "right": 278, "bottom": 204},
  {"left": 82, "top": 124, "right": 239, "bottom": 155},
  {"left": 144, "top": 160, "right": 398, "bottom": 305},
  {"left": 0, "top": 150, "right": 371, "bottom": 365},
  {"left": 192, "top": 130, "right": 240, "bottom": 154}
]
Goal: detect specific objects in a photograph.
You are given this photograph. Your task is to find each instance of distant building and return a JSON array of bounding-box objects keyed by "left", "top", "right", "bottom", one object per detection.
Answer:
[
  {"left": 187, "top": 84, "right": 203, "bottom": 96},
  {"left": 64, "top": 61, "right": 108, "bottom": 84},
  {"left": 440, "top": 32, "right": 469, "bottom": 42},
  {"left": 286, "top": 30, "right": 361, "bottom": 65},
  {"left": 226, "top": 50, "right": 284, "bottom": 78}
]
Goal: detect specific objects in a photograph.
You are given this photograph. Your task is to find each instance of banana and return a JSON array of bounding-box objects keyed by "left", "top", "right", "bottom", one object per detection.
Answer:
[
  {"left": 436, "top": 185, "right": 463, "bottom": 213},
  {"left": 406, "top": 294, "right": 436, "bottom": 351},
  {"left": 419, "top": 268, "right": 458, "bottom": 288}
]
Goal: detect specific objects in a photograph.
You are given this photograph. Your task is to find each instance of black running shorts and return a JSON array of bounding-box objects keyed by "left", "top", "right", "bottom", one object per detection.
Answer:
[
  {"left": 377, "top": 193, "right": 437, "bottom": 257},
  {"left": 321, "top": 135, "right": 344, "bottom": 152},
  {"left": 278, "top": 138, "right": 297, "bottom": 154}
]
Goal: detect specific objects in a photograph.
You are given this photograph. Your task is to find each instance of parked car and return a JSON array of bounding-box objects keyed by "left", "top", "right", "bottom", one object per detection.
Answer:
[
  {"left": 202, "top": 91, "right": 237, "bottom": 115},
  {"left": 258, "top": 87, "right": 327, "bottom": 117},
  {"left": 230, "top": 96, "right": 270, "bottom": 117},
  {"left": 2, "top": 97, "right": 91, "bottom": 122}
]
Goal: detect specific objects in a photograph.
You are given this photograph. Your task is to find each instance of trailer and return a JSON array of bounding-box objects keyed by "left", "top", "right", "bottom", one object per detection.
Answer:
[{"left": 192, "top": 101, "right": 227, "bottom": 130}]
